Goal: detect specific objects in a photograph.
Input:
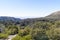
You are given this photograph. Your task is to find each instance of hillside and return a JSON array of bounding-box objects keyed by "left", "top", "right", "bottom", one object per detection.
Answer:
[
  {"left": 46, "top": 11, "right": 60, "bottom": 19},
  {"left": 19, "top": 11, "right": 60, "bottom": 26},
  {"left": 1, "top": 11, "right": 60, "bottom": 40},
  {"left": 0, "top": 16, "right": 21, "bottom": 25},
  {"left": 0, "top": 11, "right": 60, "bottom": 26}
]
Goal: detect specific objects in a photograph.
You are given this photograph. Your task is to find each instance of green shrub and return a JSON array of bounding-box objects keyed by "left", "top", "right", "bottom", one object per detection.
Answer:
[
  {"left": 12, "top": 35, "right": 32, "bottom": 40},
  {"left": 23, "top": 35, "right": 32, "bottom": 40},
  {"left": 12, "top": 35, "right": 20, "bottom": 40},
  {"left": 18, "top": 27, "right": 31, "bottom": 37},
  {"left": 0, "top": 33, "right": 8, "bottom": 39}
]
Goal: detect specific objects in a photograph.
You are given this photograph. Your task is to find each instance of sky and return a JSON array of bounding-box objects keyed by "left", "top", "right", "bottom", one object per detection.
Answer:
[{"left": 0, "top": 0, "right": 60, "bottom": 19}]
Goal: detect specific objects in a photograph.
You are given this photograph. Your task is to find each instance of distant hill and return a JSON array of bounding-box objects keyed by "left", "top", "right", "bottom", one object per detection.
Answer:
[
  {"left": 20, "top": 11, "right": 60, "bottom": 26},
  {"left": 0, "top": 11, "right": 60, "bottom": 26},
  {"left": 0, "top": 16, "right": 21, "bottom": 25},
  {"left": 45, "top": 11, "right": 60, "bottom": 20},
  {"left": 0, "top": 16, "right": 21, "bottom": 21}
]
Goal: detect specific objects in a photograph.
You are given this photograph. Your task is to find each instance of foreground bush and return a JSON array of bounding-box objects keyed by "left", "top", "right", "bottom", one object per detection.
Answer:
[
  {"left": 12, "top": 35, "right": 32, "bottom": 40},
  {"left": 12, "top": 35, "right": 20, "bottom": 40},
  {"left": 0, "top": 33, "right": 8, "bottom": 39}
]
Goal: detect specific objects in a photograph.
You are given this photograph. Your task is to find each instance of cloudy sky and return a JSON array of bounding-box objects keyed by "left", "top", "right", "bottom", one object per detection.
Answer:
[{"left": 0, "top": 0, "right": 60, "bottom": 18}]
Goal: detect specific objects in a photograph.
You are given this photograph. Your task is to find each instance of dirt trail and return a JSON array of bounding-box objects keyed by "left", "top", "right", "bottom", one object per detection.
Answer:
[{"left": 7, "top": 34, "right": 16, "bottom": 40}]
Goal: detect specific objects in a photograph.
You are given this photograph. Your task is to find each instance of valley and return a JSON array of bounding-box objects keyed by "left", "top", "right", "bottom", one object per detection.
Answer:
[{"left": 0, "top": 11, "right": 60, "bottom": 40}]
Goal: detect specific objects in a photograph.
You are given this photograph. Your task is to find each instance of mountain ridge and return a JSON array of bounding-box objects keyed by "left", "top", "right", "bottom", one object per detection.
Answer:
[{"left": 46, "top": 11, "right": 60, "bottom": 18}]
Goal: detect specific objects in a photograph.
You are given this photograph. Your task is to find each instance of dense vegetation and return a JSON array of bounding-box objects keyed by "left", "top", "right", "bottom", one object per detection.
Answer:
[
  {"left": 0, "top": 12, "right": 60, "bottom": 40},
  {"left": 11, "top": 21, "right": 60, "bottom": 40}
]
